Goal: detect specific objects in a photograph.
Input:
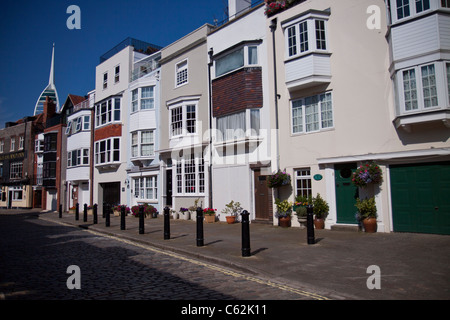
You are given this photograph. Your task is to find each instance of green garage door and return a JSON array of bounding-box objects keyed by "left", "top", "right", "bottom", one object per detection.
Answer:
[{"left": 390, "top": 162, "right": 450, "bottom": 235}]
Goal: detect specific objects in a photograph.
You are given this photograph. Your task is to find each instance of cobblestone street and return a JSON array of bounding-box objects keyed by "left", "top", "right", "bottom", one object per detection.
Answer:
[{"left": 0, "top": 211, "right": 320, "bottom": 302}]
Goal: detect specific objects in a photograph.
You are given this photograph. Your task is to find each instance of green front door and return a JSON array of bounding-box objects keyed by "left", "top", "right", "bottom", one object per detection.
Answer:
[
  {"left": 335, "top": 163, "right": 359, "bottom": 224},
  {"left": 390, "top": 162, "right": 450, "bottom": 235}
]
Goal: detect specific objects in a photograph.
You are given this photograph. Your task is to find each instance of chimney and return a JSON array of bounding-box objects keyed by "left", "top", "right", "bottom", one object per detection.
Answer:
[
  {"left": 43, "top": 97, "right": 56, "bottom": 125},
  {"left": 229, "top": 0, "right": 251, "bottom": 20}
]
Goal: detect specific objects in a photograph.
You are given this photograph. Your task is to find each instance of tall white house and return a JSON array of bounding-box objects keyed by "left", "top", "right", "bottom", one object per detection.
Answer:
[
  {"left": 265, "top": 0, "right": 450, "bottom": 234},
  {"left": 93, "top": 38, "right": 162, "bottom": 212},
  {"left": 126, "top": 51, "right": 162, "bottom": 211},
  {"left": 208, "top": 1, "right": 274, "bottom": 222}
]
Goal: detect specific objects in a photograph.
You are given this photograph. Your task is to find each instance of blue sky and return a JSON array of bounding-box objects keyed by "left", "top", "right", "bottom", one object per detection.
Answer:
[{"left": 0, "top": 0, "right": 232, "bottom": 127}]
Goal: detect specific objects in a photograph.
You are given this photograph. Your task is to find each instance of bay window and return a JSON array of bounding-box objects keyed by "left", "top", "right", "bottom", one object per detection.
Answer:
[
  {"left": 95, "top": 137, "right": 120, "bottom": 165},
  {"left": 216, "top": 109, "right": 260, "bottom": 142},
  {"left": 169, "top": 101, "right": 198, "bottom": 137},
  {"left": 398, "top": 62, "right": 447, "bottom": 114},
  {"left": 284, "top": 14, "right": 329, "bottom": 59},
  {"left": 291, "top": 92, "right": 333, "bottom": 134},
  {"left": 95, "top": 97, "right": 121, "bottom": 127},
  {"left": 131, "top": 86, "right": 155, "bottom": 112},
  {"left": 131, "top": 130, "right": 155, "bottom": 158},
  {"left": 215, "top": 44, "right": 259, "bottom": 78}
]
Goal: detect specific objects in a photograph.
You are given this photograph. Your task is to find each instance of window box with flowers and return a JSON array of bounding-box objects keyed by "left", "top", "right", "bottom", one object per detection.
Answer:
[
  {"left": 203, "top": 208, "right": 217, "bottom": 223},
  {"left": 264, "top": 0, "right": 306, "bottom": 17},
  {"left": 267, "top": 170, "right": 291, "bottom": 188},
  {"left": 352, "top": 162, "right": 383, "bottom": 188}
]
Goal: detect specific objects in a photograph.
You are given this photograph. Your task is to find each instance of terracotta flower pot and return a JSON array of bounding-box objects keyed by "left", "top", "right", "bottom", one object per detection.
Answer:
[
  {"left": 204, "top": 214, "right": 215, "bottom": 223},
  {"left": 279, "top": 215, "right": 291, "bottom": 228},
  {"left": 363, "top": 217, "right": 377, "bottom": 233},
  {"left": 226, "top": 216, "right": 236, "bottom": 224},
  {"left": 314, "top": 218, "right": 325, "bottom": 229}
]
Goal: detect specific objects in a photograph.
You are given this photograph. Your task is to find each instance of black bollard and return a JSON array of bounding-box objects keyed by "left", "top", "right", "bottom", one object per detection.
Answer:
[
  {"left": 105, "top": 203, "right": 110, "bottom": 227},
  {"left": 83, "top": 204, "right": 88, "bottom": 222},
  {"left": 120, "top": 205, "right": 126, "bottom": 230},
  {"left": 139, "top": 205, "right": 145, "bottom": 234},
  {"left": 59, "top": 204, "right": 62, "bottom": 218},
  {"left": 93, "top": 204, "right": 98, "bottom": 224},
  {"left": 307, "top": 205, "right": 315, "bottom": 245},
  {"left": 75, "top": 203, "right": 79, "bottom": 221},
  {"left": 102, "top": 202, "right": 106, "bottom": 218},
  {"left": 164, "top": 207, "right": 170, "bottom": 240},
  {"left": 196, "top": 207, "right": 204, "bottom": 247},
  {"left": 241, "top": 210, "right": 251, "bottom": 257}
]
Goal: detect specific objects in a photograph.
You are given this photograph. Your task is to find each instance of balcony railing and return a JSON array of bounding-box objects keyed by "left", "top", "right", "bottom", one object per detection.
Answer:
[{"left": 131, "top": 55, "right": 161, "bottom": 82}]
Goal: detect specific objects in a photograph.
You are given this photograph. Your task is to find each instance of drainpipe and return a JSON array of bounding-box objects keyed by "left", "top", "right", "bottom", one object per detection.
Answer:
[
  {"left": 207, "top": 48, "right": 214, "bottom": 209},
  {"left": 270, "top": 18, "right": 280, "bottom": 172}
]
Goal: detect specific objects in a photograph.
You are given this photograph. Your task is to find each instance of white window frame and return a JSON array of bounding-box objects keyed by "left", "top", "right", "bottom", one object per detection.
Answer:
[
  {"left": 175, "top": 59, "right": 188, "bottom": 87},
  {"left": 133, "top": 176, "right": 158, "bottom": 201},
  {"left": 215, "top": 109, "right": 260, "bottom": 143},
  {"left": 295, "top": 168, "right": 312, "bottom": 198},
  {"left": 130, "top": 130, "right": 155, "bottom": 158},
  {"left": 283, "top": 12, "right": 329, "bottom": 60},
  {"left": 95, "top": 97, "right": 121, "bottom": 128},
  {"left": 131, "top": 86, "right": 155, "bottom": 113},
  {"left": 114, "top": 65, "right": 120, "bottom": 84},
  {"left": 169, "top": 100, "right": 198, "bottom": 138},
  {"left": 10, "top": 187, "right": 23, "bottom": 201},
  {"left": 391, "top": 0, "right": 433, "bottom": 23},
  {"left": 94, "top": 137, "right": 120, "bottom": 165},
  {"left": 18, "top": 136, "right": 24, "bottom": 150},
  {"left": 397, "top": 61, "right": 447, "bottom": 115},
  {"left": 68, "top": 148, "right": 90, "bottom": 168},
  {"left": 103, "top": 72, "right": 108, "bottom": 90},
  {"left": 0, "top": 140, "right": 4, "bottom": 153},
  {"left": 214, "top": 44, "right": 259, "bottom": 78},
  {"left": 291, "top": 92, "right": 334, "bottom": 135},
  {"left": 10, "top": 137, "right": 15, "bottom": 151},
  {"left": 173, "top": 154, "right": 205, "bottom": 196},
  {"left": 10, "top": 162, "right": 23, "bottom": 180}
]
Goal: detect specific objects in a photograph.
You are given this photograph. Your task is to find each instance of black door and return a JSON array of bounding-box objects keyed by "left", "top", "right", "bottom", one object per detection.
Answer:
[
  {"left": 102, "top": 182, "right": 120, "bottom": 206},
  {"left": 166, "top": 169, "right": 172, "bottom": 206}
]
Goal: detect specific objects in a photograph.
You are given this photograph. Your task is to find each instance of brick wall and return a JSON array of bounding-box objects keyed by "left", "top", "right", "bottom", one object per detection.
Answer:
[
  {"left": 212, "top": 67, "right": 263, "bottom": 118},
  {"left": 94, "top": 124, "right": 122, "bottom": 141}
]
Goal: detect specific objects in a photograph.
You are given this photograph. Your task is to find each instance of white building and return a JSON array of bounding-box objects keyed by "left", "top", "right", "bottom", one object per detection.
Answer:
[
  {"left": 266, "top": 0, "right": 450, "bottom": 234},
  {"left": 93, "top": 38, "right": 162, "bottom": 212},
  {"left": 63, "top": 92, "right": 95, "bottom": 209},
  {"left": 208, "top": 1, "right": 274, "bottom": 222},
  {"left": 127, "top": 51, "right": 162, "bottom": 211}
]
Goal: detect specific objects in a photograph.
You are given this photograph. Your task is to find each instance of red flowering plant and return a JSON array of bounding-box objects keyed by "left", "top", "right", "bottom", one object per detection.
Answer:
[
  {"left": 265, "top": 0, "right": 286, "bottom": 15},
  {"left": 203, "top": 208, "right": 217, "bottom": 216},
  {"left": 352, "top": 162, "right": 383, "bottom": 188},
  {"left": 131, "top": 204, "right": 158, "bottom": 217}
]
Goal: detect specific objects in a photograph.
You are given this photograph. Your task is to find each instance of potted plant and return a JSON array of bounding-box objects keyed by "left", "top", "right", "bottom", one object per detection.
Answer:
[
  {"left": 267, "top": 170, "right": 291, "bottom": 188},
  {"left": 203, "top": 208, "right": 217, "bottom": 223},
  {"left": 312, "top": 193, "right": 329, "bottom": 229},
  {"left": 131, "top": 204, "right": 157, "bottom": 218},
  {"left": 221, "top": 200, "right": 243, "bottom": 224},
  {"left": 172, "top": 209, "right": 179, "bottom": 220},
  {"left": 87, "top": 205, "right": 94, "bottom": 215},
  {"left": 355, "top": 197, "right": 378, "bottom": 233},
  {"left": 294, "top": 195, "right": 311, "bottom": 228},
  {"left": 180, "top": 207, "right": 190, "bottom": 220},
  {"left": 352, "top": 162, "right": 383, "bottom": 188},
  {"left": 69, "top": 206, "right": 76, "bottom": 214},
  {"left": 275, "top": 198, "right": 293, "bottom": 228}
]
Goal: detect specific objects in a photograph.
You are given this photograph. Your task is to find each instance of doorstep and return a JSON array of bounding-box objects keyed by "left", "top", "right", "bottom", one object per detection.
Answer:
[{"left": 330, "top": 224, "right": 360, "bottom": 232}]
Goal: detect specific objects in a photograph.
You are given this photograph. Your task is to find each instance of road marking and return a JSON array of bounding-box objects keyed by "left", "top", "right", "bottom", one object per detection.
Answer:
[{"left": 41, "top": 217, "right": 331, "bottom": 300}]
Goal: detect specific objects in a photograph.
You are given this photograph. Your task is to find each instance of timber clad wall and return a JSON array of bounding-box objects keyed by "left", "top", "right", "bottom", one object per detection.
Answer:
[
  {"left": 212, "top": 67, "right": 263, "bottom": 117},
  {"left": 94, "top": 124, "right": 122, "bottom": 141}
]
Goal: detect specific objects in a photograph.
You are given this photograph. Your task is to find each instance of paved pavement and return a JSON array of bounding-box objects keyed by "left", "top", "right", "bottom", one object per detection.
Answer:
[{"left": 12, "top": 209, "right": 450, "bottom": 300}]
